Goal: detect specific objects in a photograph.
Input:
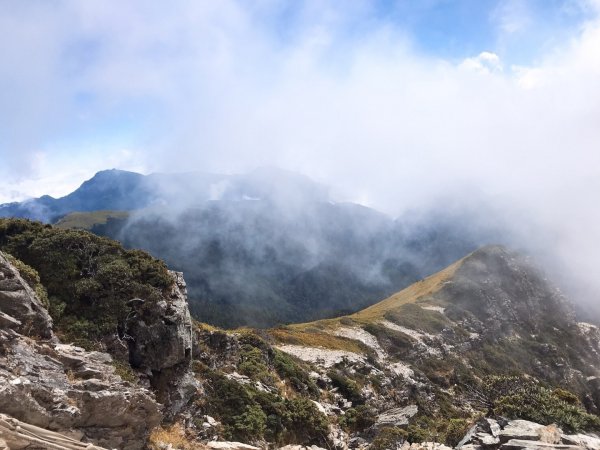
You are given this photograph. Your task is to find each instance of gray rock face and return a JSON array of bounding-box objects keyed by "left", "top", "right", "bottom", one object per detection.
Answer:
[
  {"left": 125, "top": 270, "right": 199, "bottom": 417},
  {"left": 126, "top": 271, "right": 193, "bottom": 371},
  {"left": 0, "top": 252, "right": 53, "bottom": 339},
  {"left": 0, "top": 252, "right": 162, "bottom": 450},
  {"left": 375, "top": 405, "right": 418, "bottom": 428},
  {"left": 458, "top": 418, "right": 600, "bottom": 450}
]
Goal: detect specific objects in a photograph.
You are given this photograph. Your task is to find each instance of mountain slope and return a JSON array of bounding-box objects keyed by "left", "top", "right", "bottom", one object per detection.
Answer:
[
  {"left": 270, "top": 246, "right": 600, "bottom": 401},
  {"left": 0, "top": 169, "right": 525, "bottom": 329},
  {"left": 187, "top": 245, "right": 600, "bottom": 447}
]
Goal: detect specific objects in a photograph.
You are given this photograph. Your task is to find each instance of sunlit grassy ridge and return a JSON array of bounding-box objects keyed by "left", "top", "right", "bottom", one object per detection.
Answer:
[
  {"left": 54, "top": 210, "right": 130, "bottom": 230},
  {"left": 267, "top": 255, "right": 465, "bottom": 351}
]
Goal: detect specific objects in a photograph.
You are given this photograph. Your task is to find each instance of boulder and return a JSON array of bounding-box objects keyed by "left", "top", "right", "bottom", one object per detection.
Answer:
[
  {"left": 498, "top": 420, "right": 546, "bottom": 443},
  {"left": 500, "top": 439, "right": 582, "bottom": 449},
  {"left": 375, "top": 405, "right": 418, "bottom": 428},
  {"left": 207, "top": 442, "right": 261, "bottom": 450}
]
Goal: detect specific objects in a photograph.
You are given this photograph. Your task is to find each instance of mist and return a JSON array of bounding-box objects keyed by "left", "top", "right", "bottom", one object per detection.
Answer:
[{"left": 1, "top": 1, "right": 600, "bottom": 318}]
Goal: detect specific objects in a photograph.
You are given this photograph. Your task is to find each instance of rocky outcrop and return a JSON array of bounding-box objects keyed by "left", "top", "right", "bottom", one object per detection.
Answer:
[
  {"left": 375, "top": 405, "right": 419, "bottom": 428},
  {"left": 457, "top": 418, "right": 600, "bottom": 449},
  {"left": 0, "top": 252, "right": 162, "bottom": 450},
  {"left": 125, "top": 270, "right": 199, "bottom": 417},
  {"left": 0, "top": 253, "right": 53, "bottom": 339}
]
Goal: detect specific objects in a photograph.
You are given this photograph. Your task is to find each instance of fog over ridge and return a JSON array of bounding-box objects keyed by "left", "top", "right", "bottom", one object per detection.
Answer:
[{"left": 1, "top": 1, "right": 600, "bottom": 315}]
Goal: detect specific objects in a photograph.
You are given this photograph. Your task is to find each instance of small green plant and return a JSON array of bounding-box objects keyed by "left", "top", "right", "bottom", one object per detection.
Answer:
[
  {"left": 339, "top": 405, "right": 376, "bottom": 432},
  {"left": 112, "top": 360, "right": 139, "bottom": 383},
  {"left": 273, "top": 349, "right": 319, "bottom": 397},
  {"left": 370, "top": 427, "right": 407, "bottom": 450},
  {"left": 328, "top": 370, "right": 363, "bottom": 404}
]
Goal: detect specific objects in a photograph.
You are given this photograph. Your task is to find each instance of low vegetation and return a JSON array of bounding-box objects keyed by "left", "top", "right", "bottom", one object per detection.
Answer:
[
  {"left": 195, "top": 365, "right": 328, "bottom": 445},
  {"left": 0, "top": 218, "right": 172, "bottom": 350},
  {"left": 479, "top": 375, "right": 600, "bottom": 432}
]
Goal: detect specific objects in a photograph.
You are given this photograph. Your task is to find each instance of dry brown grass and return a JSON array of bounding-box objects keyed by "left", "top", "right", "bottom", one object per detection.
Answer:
[
  {"left": 350, "top": 257, "right": 463, "bottom": 322},
  {"left": 267, "top": 255, "right": 467, "bottom": 352},
  {"left": 194, "top": 320, "right": 221, "bottom": 333},
  {"left": 148, "top": 423, "right": 207, "bottom": 450},
  {"left": 269, "top": 327, "right": 366, "bottom": 353}
]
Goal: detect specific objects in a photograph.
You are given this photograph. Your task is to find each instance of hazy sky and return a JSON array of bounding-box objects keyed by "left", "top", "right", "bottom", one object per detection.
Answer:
[{"left": 0, "top": 0, "right": 599, "bottom": 216}]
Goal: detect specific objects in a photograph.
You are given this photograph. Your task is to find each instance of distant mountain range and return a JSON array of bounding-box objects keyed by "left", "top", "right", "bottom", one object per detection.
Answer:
[
  {"left": 0, "top": 167, "right": 328, "bottom": 222},
  {"left": 0, "top": 168, "right": 520, "bottom": 327}
]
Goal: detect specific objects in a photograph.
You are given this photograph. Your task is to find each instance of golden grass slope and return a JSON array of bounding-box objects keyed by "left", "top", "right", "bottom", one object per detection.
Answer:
[
  {"left": 54, "top": 210, "right": 130, "bottom": 230},
  {"left": 267, "top": 253, "right": 468, "bottom": 351}
]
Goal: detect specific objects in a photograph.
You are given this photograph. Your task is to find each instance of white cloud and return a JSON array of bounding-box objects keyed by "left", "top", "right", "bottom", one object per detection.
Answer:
[
  {"left": 460, "top": 51, "right": 503, "bottom": 73},
  {"left": 1, "top": 1, "right": 600, "bottom": 301}
]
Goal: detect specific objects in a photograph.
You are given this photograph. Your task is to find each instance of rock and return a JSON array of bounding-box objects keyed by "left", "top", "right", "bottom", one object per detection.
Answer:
[
  {"left": 500, "top": 439, "right": 583, "bottom": 449},
  {"left": 0, "top": 413, "right": 110, "bottom": 450},
  {"left": 407, "top": 443, "right": 452, "bottom": 450},
  {"left": 207, "top": 442, "right": 261, "bottom": 450},
  {"left": 0, "top": 252, "right": 53, "bottom": 339},
  {"left": 0, "top": 254, "right": 162, "bottom": 450},
  {"left": 375, "top": 405, "right": 418, "bottom": 428},
  {"left": 312, "top": 400, "right": 328, "bottom": 415},
  {"left": 125, "top": 270, "right": 198, "bottom": 416},
  {"left": 126, "top": 271, "right": 192, "bottom": 371},
  {"left": 498, "top": 420, "right": 546, "bottom": 443},
  {"left": 328, "top": 424, "right": 349, "bottom": 450},
  {"left": 278, "top": 446, "right": 327, "bottom": 450},
  {"left": 561, "top": 433, "right": 600, "bottom": 449},
  {"left": 348, "top": 437, "right": 367, "bottom": 449},
  {"left": 205, "top": 415, "right": 218, "bottom": 426}
]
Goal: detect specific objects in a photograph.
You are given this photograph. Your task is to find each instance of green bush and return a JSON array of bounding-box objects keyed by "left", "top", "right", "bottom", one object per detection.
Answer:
[
  {"left": 0, "top": 219, "right": 172, "bottom": 350},
  {"left": 201, "top": 369, "right": 328, "bottom": 445},
  {"left": 371, "top": 427, "right": 407, "bottom": 450},
  {"left": 233, "top": 405, "right": 267, "bottom": 440},
  {"left": 339, "top": 405, "right": 376, "bottom": 432},
  {"left": 328, "top": 370, "right": 363, "bottom": 404},
  {"left": 481, "top": 375, "right": 600, "bottom": 433},
  {"left": 445, "top": 418, "right": 471, "bottom": 447},
  {"left": 273, "top": 349, "right": 319, "bottom": 397}
]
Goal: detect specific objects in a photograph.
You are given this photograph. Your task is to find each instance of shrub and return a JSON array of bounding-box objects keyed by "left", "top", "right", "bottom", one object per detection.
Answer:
[
  {"left": 328, "top": 370, "right": 363, "bottom": 404},
  {"left": 273, "top": 349, "right": 319, "bottom": 397},
  {"left": 370, "top": 427, "right": 407, "bottom": 450},
  {"left": 445, "top": 418, "right": 471, "bottom": 447},
  {"left": 0, "top": 219, "right": 172, "bottom": 350},
  {"left": 475, "top": 375, "right": 600, "bottom": 433},
  {"left": 201, "top": 369, "right": 328, "bottom": 445},
  {"left": 339, "top": 405, "right": 376, "bottom": 432}
]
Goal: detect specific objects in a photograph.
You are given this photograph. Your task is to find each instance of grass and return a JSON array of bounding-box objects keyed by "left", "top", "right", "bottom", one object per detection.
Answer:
[
  {"left": 267, "top": 254, "right": 467, "bottom": 351},
  {"left": 350, "top": 257, "right": 463, "bottom": 322},
  {"left": 270, "top": 327, "right": 367, "bottom": 353},
  {"left": 54, "top": 210, "right": 130, "bottom": 230},
  {"left": 148, "top": 424, "right": 207, "bottom": 450},
  {"left": 384, "top": 303, "right": 451, "bottom": 334}
]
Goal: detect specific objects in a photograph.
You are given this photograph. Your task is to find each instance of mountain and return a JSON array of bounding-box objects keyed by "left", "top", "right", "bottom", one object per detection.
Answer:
[
  {"left": 0, "top": 169, "right": 155, "bottom": 222},
  {"left": 1, "top": 221, "right": 599, "bottom": 449},
  {"left": 0, "top": 167, "right": 329, "bottom": 223},
  {"left": 0, "top": 169, "right": 532, "bottom": 328},
  {"left": 260, "top": 245, "right": 600, "bottom": 446}
]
